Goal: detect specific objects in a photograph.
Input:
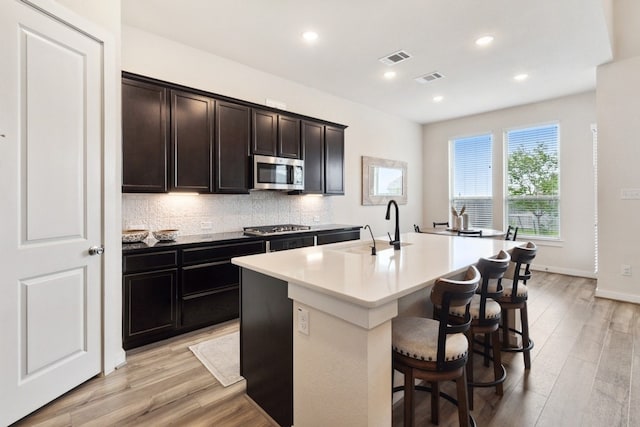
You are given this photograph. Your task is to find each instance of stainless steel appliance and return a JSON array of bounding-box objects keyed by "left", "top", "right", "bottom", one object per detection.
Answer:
[
  {"left": 244, "top": 224, "right": 313, "bottom": 252},
  {"left": 253, "top": 155, "right": 304, "bottom": 191}
]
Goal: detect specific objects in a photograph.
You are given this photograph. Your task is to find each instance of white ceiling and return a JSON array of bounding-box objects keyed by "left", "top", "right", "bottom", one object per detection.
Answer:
[{"left": 121, "top": 0, "right": 612, "bottom": 124}]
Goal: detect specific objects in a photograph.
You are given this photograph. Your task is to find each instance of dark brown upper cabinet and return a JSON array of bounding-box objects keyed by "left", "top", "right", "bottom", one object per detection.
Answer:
[
  {"left": 170, "top": 90, "right": 214, "bottom": 193},
  {"left": 122, "top": 72, "right": 345, "bottom": 195},
  {"left": 252, "top": 109, "right": 301, "bottom": 159},
  {"left": 300, "top": 120, "right": 325, "bottom": 194},
  {"left": 278, "top": 115, "right": 301, "bottom": 158},
  {"left": 324, "top": 126, "right": 345, "bottom": 195},
  {"left": 122, "top": 78, "right": 169, "bottom": 193},
  {"left": 216, "top": 101, "right": 251, "bottom": 193}
]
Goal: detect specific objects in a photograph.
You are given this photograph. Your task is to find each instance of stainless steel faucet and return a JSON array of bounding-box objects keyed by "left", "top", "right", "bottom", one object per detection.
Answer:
[{"left": 385, "top": 200, "right": 401, "bottom": 250}]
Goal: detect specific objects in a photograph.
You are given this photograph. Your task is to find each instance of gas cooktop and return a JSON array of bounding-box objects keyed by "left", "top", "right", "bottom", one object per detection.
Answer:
[{"left": 243, "top": 224, "right": 311, "bottom": 236}]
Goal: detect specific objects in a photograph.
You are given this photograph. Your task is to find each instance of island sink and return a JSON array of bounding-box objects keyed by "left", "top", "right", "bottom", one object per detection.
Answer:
[{"left": 335, "top": 240, "right": 412, "bottom": 254}]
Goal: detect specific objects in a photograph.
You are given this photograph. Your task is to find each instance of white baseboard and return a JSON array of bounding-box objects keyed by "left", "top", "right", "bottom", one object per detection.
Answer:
[
  {"left": 531, "top": 264, "right": 597, "bottom": 279},
  {"left": 594, "top": 288, "right": 640, "bottom": 304}
]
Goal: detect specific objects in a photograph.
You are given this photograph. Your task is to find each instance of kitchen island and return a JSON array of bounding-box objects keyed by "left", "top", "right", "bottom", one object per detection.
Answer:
[{"left": 232, "top": 232, "right": 520, "bottom": 427}]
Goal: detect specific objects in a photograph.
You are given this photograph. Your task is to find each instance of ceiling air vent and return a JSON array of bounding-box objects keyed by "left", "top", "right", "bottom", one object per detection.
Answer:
[
  {"left": 379, "top": 50, "right": 412, "bottom": 66},
  {"left": 415, "top": 72, "right": 445, "bottom": 84}
]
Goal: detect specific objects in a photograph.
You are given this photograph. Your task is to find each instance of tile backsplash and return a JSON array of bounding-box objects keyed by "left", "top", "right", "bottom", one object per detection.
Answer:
[{"left": 122, "top": 191, "right": 333, "bottom": 235}]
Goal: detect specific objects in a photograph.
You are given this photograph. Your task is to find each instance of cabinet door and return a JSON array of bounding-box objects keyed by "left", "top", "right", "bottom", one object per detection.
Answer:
[
  {"left": 324, "top": 126, "right": 345, "bottom": 195},
  {"left": 278, "top": 115, "right": 301, "bottom": 158},
  {"left": 216, "top": 101, "right": 251, "bottom": 193},
  {"left": 123, "top": 268, "right": 178, "bottom": 349},
  {"left": 252, "top": 109, "right": 277, "bottom": 156},
  {"left": 122, "top": 78, "right": 168, "bottom": 192},
  {"left": 170, "top": 90, "right": 214, "bottom": 192},
  {"left": 301, "top": 120, "right": 324, "bottom": 194}
]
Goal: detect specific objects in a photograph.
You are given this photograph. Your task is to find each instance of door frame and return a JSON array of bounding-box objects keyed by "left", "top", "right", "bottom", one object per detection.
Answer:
[{"left": 24, "top": 0, "right": 124, "bottom": 374}]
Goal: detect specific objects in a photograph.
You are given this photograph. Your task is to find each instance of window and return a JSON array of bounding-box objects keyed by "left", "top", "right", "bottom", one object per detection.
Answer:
[
  {"left": 450, "top": 133, "right": 493, "bottom": 228},
  {"left": 505, "top": 123, "right": 559, "bottom": 239}
]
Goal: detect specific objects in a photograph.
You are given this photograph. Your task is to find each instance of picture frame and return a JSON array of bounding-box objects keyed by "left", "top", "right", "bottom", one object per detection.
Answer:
[{"left": 361, "top": 156, "right": 408, "bottom": 205}]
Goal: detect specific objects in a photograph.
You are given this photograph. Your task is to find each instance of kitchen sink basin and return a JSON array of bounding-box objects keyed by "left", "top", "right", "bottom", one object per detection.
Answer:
[{"left": 336, "top": 240, "right": 412, "bottom": 254}]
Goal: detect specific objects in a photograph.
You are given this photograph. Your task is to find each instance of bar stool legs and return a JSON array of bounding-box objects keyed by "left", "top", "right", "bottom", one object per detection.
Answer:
[{"left": 501, "top": 304, "right": 534, "bottom": 369}]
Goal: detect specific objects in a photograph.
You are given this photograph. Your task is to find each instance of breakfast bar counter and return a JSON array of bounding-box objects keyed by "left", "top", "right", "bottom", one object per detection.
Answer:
[{"left": 232, "top": 232, "right": 520, "bottom": 427}]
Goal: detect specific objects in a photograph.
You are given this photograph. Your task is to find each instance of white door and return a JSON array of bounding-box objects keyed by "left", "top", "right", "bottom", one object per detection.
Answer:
[{"left": 0, "top": 1, "right": 104, "bottom": 424}]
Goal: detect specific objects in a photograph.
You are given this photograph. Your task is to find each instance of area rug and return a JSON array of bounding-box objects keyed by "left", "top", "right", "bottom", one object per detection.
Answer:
[{"left": 189, "top": 331, "right": 243, "bottom": 387}]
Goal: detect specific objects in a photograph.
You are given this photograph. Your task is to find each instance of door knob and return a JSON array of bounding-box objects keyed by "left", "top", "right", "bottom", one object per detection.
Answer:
[{"left": 88, "top": 246, "right": 104, "bottom": 256}]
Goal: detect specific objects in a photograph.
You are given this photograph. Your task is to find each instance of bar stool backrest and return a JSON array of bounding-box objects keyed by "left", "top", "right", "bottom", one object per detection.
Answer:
[
  {"left": 430, "top": 266, "right": 480, "bottom": 369},
  {"left": 505, "top": 242, "right": 537, "bottom": 303}
]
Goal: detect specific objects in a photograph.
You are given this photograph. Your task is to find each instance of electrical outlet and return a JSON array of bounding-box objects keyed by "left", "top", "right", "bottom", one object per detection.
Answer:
[
  {"left": 201, "top": 221, "right": 212, "bottom": 230},
  {"left": 297, "top": 306, "right": 309, "bottom": 335},
  {"left": 621, "top": 188, "right": 640, "bottom": 200},
  {"left": 622, "top": 264, "right": 632, "bottom": 276},
  {"left": 313, "top": 216, "right": 320, "bottom": 222}
]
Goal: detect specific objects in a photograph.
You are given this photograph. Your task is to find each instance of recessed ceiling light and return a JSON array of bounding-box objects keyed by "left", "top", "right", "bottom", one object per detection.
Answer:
[
  {"left": 514, "top": 73, "right": 529, "bottom": 81},
  {"left": 433, "top": 95, "right": 444, "bottom": 103},
  {"left": 302, "top": 31, "right": 318, "bottom": 42},
  {"left": 384, "top": 71, "right": 397, "bottom": 79},
  {"left": 475, "top": 35, "right": 494, "bottom": 46}
]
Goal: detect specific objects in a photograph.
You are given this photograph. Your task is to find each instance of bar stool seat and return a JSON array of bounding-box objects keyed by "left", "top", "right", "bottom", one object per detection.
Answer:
[
  {"left": 393, "top": 317, "right": 468, "bottom": 362},
  {"left": 450, "top": 295, "right": 502, "bottom": 320}
]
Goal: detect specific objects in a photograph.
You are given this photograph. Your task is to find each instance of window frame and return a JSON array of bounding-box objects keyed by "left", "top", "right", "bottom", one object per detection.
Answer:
[
  {"left": 448, "top": 132, "right": 494, "bottom": 229},
  {"left": 503, "top": 121, "right": 561, "bottom": 241}
]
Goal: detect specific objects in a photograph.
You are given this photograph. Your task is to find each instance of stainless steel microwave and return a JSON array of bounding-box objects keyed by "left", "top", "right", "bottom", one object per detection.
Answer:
[{"left": 253, "top": 155, "right": 304, "bottom": 190}]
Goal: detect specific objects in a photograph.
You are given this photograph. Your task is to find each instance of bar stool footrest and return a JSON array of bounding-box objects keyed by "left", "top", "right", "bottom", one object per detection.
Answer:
[
  {"left": 468, "top": 364, "right": 507, "bottom": 388},
  {"left": 501, "top": 326, "right": 534, "bottom": 352},
  {"left": 392, "top": 385, "right": 477, "bottom": 427}
]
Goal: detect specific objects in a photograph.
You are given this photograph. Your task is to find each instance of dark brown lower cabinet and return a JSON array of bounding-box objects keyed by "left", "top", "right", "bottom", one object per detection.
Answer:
[
  {"left": 240, "top": 269, "right": 293, "bottom": 427},
  {"left": 316, "top": 228, "right": 361, "bottom": 245},
  {"left": 122, "top": 240, "right": 265, "bottom": 349},
  {"left": 123, "top": 268, "right": 178, "bottom": 350}
]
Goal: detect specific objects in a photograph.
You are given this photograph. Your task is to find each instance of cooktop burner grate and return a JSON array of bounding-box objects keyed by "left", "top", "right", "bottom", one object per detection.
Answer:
[{"left": 243, "top": 224, "right": 311, "bottom": 236}]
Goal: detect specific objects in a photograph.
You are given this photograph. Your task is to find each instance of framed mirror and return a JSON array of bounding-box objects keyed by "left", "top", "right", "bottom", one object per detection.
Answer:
[{"left": 362, "top": 156, "right": 408, "bottom": 205}]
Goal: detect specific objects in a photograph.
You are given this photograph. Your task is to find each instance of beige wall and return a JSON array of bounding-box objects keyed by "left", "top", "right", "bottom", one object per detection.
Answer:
[
  {"left": 422, "top": 92, "right": 597, "bottom": 277},
  {"left": 121, "top": 26, "right": 423, "bottom": 238},
  {"left": 596, "top": 0, "right": 640, "bottom": 302}
]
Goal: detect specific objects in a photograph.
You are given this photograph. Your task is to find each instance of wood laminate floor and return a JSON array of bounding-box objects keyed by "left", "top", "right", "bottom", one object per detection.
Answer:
[{"left": 12, "top": 272, "right": 640, "bottom": 426}]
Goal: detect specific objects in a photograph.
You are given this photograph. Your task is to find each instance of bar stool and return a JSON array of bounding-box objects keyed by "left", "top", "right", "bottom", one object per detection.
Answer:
[
  {"left": 392, "top": 266, "right": 480, "bottom": 427},
  {"left": 495, "top": 242, "right": 537, "bottom": 368},
  {"left": 448, "top": 251, "right": 510, "bottom": 409}
]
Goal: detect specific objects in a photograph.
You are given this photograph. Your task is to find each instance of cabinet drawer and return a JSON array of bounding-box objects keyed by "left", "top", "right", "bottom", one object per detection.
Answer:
[
  {"left": 316, "top": 230, "right": 361, "bottom": 245},
  {"left": 181, "top": 241, "right": 264, "bottom": 265},
  {"left": 123, "top": 250, "right": 178, "bottom": 273},
  {"left": 182, "top": 261, "right": 239, "bottom": 296},
  {"left": 181, "top": 287, "right": 239, "bottom": 328},
  {"left": 268, "top": 235, "right": 314, "bottom": 252}
]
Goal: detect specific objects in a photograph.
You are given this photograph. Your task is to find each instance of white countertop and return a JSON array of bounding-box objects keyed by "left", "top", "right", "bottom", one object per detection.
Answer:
[{"left": 232, "top": 232, "right": 521, "bottom": 308}]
